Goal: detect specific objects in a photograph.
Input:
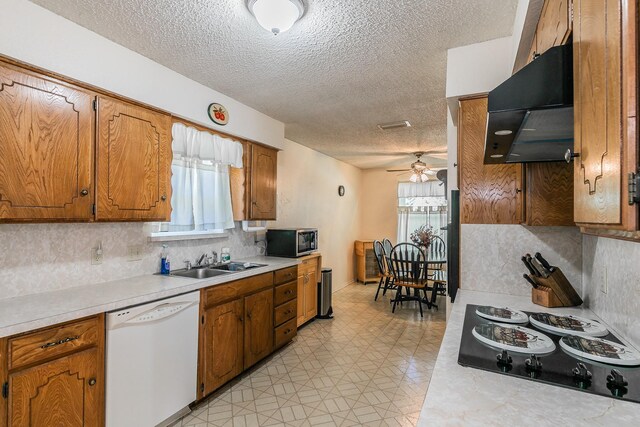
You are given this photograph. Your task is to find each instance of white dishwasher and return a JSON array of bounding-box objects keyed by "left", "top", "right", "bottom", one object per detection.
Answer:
[{"left": 106, "top": 291, "right": 200, "bottom": 427}]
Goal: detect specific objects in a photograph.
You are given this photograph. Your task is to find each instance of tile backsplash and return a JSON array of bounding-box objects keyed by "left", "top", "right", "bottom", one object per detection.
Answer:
[
  {"left": 0, "top": 222, "right": 261, "bottom": 300},
  {"left": 461, "top": 224, "right": 582, "bottom": 296},
  {"left": 583, "top": 235, "right": 640, "bottom": 349}
]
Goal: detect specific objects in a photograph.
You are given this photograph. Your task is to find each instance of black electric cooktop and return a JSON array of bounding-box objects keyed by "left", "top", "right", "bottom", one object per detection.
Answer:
[{"left": 458, "top": 304, "right": 640, "bottom": 404}]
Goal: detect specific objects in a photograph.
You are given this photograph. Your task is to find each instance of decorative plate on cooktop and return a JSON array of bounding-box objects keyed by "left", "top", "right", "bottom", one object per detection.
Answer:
[
  {"left": 560, "top": 335, "right": 640, "bottom": 366},
  {"left": 472, "top": 323, "right": 556, "bottom": 355},
  {"left": 529, "top": 313, "right": 609, "bottom": 337},
  {"left": 475, "top": 306, "right": 529, "bottom": 324}
]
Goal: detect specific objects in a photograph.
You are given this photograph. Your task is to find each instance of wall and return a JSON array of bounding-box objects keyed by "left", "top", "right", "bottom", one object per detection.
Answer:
[
  {"left": 583, "top": 236, "right": 640, "bottom": 349},
  {"left": 461, "top": 225, "right": 582, "bottom": 296},
  {"left": 359, "top": 169, "right": 412, "bottom": 242},
  {"left": 270, "top": 139, "right": 362, "bottom": 292},
  {"left": 0, "top": 223, "right": 259, "bottom": 299},
  {"left": 0, "top": 0, "right": 284, "bottom": 149}
]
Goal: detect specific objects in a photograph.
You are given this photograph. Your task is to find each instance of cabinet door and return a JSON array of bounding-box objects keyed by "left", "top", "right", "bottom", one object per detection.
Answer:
[
  {"left": 244, "top": 288, "right": 273, "bottom": 369},
  {"left": 304, "top": 270, "right": 318, "bottom": 321},
  {"left": 248, "top": 144, "right": 277, "bottom": 220},
  {"left": 535, "top": 0, "right": 572, "bottom": 56},
  {"left": 9, "top": 348, "right": 101, "bottom": 427},
  {"left": 458, "top": 97, "right": 523, "bottom": 224},
  {"left": 525, "top": 163, "right": 574, "bottom": 226},
  {"left": 199, "top": 299, "right": 243, "bottom": 398},
  {"left": 573, "top": 0, "right": 637, "bottom": 229},
  {"left": 96, "top": 96, "right": 171, "bottom": 221},
  {"left": 297, "top": 273, "right": 305, "bottom": 327},
  {"left": 0, "top": 62, "right": 93, "bottom": 221}
]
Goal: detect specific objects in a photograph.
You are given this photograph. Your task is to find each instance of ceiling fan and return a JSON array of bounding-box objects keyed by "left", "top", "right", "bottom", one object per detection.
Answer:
[{"left": 386, "top": 152, "right": 441, "bottom": 182}]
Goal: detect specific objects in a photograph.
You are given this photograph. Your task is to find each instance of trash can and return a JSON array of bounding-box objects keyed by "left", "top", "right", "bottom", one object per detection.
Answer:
[{"left": 317, "top": 268, "right": 333, "bottom": 319}]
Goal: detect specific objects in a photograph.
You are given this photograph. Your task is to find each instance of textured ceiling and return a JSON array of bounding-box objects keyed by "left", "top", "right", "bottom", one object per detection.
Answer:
[{"left": 30, "top": 0, "right": 518, "bottom": 169}]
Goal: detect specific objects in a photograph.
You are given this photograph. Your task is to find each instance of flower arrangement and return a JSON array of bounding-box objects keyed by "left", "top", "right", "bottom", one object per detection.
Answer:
[{"left": 409, "top": 225, "right": 436, "bottom": 248}]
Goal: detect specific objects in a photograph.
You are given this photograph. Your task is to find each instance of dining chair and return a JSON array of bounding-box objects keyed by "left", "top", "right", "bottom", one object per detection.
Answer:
[
  {"left": 382, "top": 238, "right": 393, "bottom": 257},
  {"left": 373, "top": 240, "right": 395, "bottom": 301},
  {"left": 388, "top": 243, "right": 434, "bottom": 317},
  {"left": 427, "top": 236, "right": 447, "bottom": 301}
]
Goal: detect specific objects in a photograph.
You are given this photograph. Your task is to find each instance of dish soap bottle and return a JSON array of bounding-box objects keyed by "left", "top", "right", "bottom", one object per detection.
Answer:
[
  {"left": 160, "top": 244, "right": 171, "bottom": 275},
  {"left": 221, "top": 247, "right": 231, "bottom": 263}
]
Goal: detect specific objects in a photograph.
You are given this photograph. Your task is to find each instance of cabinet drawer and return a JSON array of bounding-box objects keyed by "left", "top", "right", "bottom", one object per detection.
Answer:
[
  {"left": 274, "top": 299, "right": 297, "bottom": 327},
  {"left": 204, "top": 273, "right": 273, "bottom": 307},
  {"left": 299, "top": 258, "right": 316, "bottom": 275},
  {"left": 274, "top": 266, "right": 298, "bottom": 285},
  {"left": 8, "top": 316, "right": 100, "bottom": 370},
  {"left": 274, "top": 281, "right": 297, "bottom": 306},
  {"left": 274, "top": 318, "right": 297, "bottom": 349}
]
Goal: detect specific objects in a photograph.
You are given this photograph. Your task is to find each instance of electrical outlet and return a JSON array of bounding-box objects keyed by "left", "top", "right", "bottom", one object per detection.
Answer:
[
  {"left": 127, "top": 245, "right": 144, "bottom": 262},
  {"left": 601, "top": 266, "right": 608, "bottom": 294},
  {"left": 91, "top": 247, "right": 103, "bottom": 265}
]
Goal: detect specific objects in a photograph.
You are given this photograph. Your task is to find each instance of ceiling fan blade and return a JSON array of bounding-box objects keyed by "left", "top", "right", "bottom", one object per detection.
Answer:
[{"left": 386, "top": 169, "right": 411, "bottom": 172}]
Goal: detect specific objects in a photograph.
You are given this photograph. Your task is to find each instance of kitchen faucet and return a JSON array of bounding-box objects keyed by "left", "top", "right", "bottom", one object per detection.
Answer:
[{"left": 195, "top": 253, "right": 208, "bottom": 267}]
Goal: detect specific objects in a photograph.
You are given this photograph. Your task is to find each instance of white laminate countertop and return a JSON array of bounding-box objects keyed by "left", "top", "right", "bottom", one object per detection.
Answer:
[
  {"left": 418, "top": 290, "right": 640, "bottom": 427},
  {"left": 0, "top": 256, "right": 299, "bottom": 338}
]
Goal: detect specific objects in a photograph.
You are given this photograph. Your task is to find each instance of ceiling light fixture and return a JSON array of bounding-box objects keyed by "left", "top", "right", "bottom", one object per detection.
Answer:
[
  {"left": 410, "top": 172, "right": 430, "bottom": 183},
  {"left": 247, "top": 0, "right": 305, "bottom": 35},
  {"left": 377, "top": 120, "right": 412, "bottom": 131}
]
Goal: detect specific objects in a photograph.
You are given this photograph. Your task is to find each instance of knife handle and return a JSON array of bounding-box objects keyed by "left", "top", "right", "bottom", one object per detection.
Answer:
[
  {"left": 523, "top": 274, "right": 539, "bottom": 289},
  {"left": 521, "top": 256, "right": 538, "bottom": 276},
  {"left": 535, "top": 252, "right": 554, "bottom": 272}
]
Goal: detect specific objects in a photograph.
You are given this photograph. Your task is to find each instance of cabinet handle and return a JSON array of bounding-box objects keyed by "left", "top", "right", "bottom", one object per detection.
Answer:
[
  {"left": 285, "top": 310, "right": 292, "bottom": 315},
  {"left": 284, "top": 328, "right": 292, "bottom": 335},
  {"left": 516, "top": 188, "right": 522, "bottom": 194},
  {"left": 161, "top": 194, "right": 167, "bottom": 201},
  {"left": 284, "top": 290, "right": 292, "bottom": 295},
  {"left": 40, "top": 335, "right": 80, "bottom": 349},
  {"left": 88, "top": 378, "right": 97, "bottom": 386},
  {"left": 247, "top": 311, "right": 252, "bottom": 320},
  {"left": 80, "top": 189, "right": 89, "bottom": 197}
]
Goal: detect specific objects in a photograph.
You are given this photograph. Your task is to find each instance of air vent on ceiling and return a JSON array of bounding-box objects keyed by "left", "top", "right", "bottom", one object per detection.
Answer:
[{"left": 377, "top": 120, "right": 412, "bottom": 131}]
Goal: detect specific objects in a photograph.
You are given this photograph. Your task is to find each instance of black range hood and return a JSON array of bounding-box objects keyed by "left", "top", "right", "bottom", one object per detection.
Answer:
[{"left": 484, "top": 44, "right": 573, "bottom": 164}]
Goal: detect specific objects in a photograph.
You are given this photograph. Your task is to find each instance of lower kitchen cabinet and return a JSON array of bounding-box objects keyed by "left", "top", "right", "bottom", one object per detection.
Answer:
[
  {"left": 199, "top": 299, "right": 243, "bottom": 397},
  {"left": 198, "top": 267, "right": 296, "bottom": 399},
  {"left": 243, "top": 288, "right": 274, "bottom": 369},
  {"left": 296, "top": 253, "right": 321, "bottom": 327},
  {"left": 0, "top": 315, "right": 105, "bottom": 427}
]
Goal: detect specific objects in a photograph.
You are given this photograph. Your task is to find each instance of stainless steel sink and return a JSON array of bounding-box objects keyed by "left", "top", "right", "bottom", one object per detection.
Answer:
[
  {"left": 170, "top": 268, "right": 232, "bottom": 279},
  {"left": 209, "top": 262, "right": 267, "bottom": 272}
]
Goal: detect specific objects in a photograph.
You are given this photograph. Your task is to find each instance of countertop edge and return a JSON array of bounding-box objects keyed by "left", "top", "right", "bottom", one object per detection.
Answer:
[{"left": 0, "top": 256, "right": 301, "bottom": 338}]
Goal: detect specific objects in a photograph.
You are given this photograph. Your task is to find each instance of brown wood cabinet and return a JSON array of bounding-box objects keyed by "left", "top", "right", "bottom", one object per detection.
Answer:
[
  {"left": 573, "top": 0, "right": 638, "bottom": 232},
  {"left": 231, "top": 141, "right": 278, "bottom": 221},
  {"left": 354, "top": 240, "right": 380, "bottom": 284},
  {"left": 243, "top": 288, "right": 274, "bottom": 369},
  {"left": 458, "top": 97, "right": 523, "bottom": 224},
  {"left": 199, "top": 299, "right": 243, "bottom": 397},
  {"left": 95, "top": 96, "right": 172, "bottom": 221},
  {"left": 1, "top": 315, "right": 104, "bottom": 427},
  {"left": 532, "top": 0, "right": 573, "bottom": 61},
  {"left": 0, "top": 62, "right": 94, "bottom": 221},
  {"left": 524, "top": 163, "right": 574, "bottom": 226},
  {"left": 458, "top": 97, "right": 574, "bottom": 226},
  {"left": 296, "top": 253, "right": 321, "bottom": 327}
]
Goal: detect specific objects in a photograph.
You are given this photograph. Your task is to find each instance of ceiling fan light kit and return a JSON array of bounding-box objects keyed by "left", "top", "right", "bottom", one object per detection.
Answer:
[{"left": 247, "top": 0, "right": 305, "bottom": 35}]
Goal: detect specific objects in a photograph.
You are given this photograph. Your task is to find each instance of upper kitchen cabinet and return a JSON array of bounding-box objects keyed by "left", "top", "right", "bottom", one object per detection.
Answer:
[
  {"left": 231, "top": 141, "right": 278, "bottom": 221},
  {"left": 532, "top": 0, "right": 573, "bottom": 60},
  {"left": 0, "top": 61, "right": 94, "bottom": 221},
  {"left": 573, "top": 0, "right": 638, "bottom": 231},
  {"left": 458, "top": 97, "right": 523, "bottom": 224},
  {"left": 458, "top": 96, "right": 574, "bottom": 226},
  {"left": 95, "top": 96, "right": 172, "bottom": 221}
]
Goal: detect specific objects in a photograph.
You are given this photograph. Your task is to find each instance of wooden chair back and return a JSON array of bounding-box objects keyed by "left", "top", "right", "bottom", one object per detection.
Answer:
[
  {"left": 373, "top": 240, "right": 388, "bottom": 276},
  {"left": 428, "top": 235, "right": 446, "bottom": 262},
  {"left": 382, "top": 238, "right": 393, "bottom": 257},
  {"left": 389, "top": 243, "right": 428, "bottom": 287}
]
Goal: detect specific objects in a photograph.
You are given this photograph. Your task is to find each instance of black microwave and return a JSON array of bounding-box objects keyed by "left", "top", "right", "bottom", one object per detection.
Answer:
[{"left": 266, "top": 228, "right": 318, "bottom": 258}]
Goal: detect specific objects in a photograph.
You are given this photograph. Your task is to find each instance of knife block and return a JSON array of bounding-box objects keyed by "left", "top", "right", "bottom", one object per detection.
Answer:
[{"left": 528, "top": 267, "right": 583, "bottom": 308}]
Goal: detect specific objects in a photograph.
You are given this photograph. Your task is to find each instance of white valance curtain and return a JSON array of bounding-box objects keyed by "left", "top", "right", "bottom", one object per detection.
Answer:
[
  {"left": 163, "top": 123, "right": 243, "bottom": 232},
  {"left": 397, "top": 181, "right": 447, "bottom": 243}
]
